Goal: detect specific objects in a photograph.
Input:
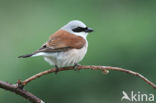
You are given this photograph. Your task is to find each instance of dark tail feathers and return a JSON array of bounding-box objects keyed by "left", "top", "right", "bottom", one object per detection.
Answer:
[{"left": 18, "top": 54, "right": 33, "bottom": 58}]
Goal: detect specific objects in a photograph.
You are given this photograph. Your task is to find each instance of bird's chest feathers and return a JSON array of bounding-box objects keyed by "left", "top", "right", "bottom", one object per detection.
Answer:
[
  {"left": 56, "top": 42, "right": 88, "bottom": 66},
  {"left": 58, "top": 42, "right": 87, "bottom": 60}
]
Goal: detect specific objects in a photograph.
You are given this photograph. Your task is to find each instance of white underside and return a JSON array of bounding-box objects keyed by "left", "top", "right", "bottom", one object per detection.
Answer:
[{"left": 33, "top": 42, "right": 88, "bottom": 67}]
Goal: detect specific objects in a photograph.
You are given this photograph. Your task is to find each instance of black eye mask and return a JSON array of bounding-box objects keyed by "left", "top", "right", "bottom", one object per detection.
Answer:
[{"left": 72, "top": 27, "right": 88, "bottom": 32}]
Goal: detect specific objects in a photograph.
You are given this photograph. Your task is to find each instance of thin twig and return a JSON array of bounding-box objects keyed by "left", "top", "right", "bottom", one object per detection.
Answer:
[
  {"left": 21, "top": 65, "right": 156, "bottom": 89},
  {"left": 0, "top": 81, "right": 44, "bottom": 103}
]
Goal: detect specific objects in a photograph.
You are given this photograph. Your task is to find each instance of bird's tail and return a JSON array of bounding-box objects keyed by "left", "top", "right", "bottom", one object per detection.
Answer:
[{"left": 18, "top": 53, "right": 34, "bottom": 58}]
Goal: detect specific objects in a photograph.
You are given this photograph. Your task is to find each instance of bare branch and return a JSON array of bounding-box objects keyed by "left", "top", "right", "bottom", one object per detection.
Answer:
[
  {"left": 22, "top": 65, "right": 156, "bottom": 89},
  {"left": 0, "top": 81, "right": 44, "bottom": 103},
  {"left": 0, "top": 65, "right": 156, "bottom": 103}
]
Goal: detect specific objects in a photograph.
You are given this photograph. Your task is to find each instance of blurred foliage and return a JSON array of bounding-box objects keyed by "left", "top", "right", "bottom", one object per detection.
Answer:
[{"left": 0, "top": 0, "right": 156, "bottom": 103}]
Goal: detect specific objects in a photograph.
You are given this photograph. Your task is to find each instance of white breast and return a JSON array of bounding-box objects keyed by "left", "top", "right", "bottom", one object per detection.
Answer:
[{"left": 43, "top": 41, "right": 88, "bottom": 67}]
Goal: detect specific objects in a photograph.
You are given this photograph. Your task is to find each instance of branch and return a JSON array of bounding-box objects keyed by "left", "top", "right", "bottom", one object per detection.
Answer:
[
  {"left": 0, "top": 81, "right": 44, "bottom": 103},
  {"left": 21, "top": 65, "right": 156, "bottom": 89},
  {"left": 0, "top": 65, "right": 156, "bottom": 103}
]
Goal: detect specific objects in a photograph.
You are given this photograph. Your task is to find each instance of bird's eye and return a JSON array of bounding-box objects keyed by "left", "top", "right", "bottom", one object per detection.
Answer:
[{"left": 72, "top": 27, "right": 88, "bottom": 32}]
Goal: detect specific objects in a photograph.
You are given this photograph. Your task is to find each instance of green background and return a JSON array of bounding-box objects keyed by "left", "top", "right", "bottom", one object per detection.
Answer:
[{"left": 0, "top": 0, "right": 156, "bottom": 103}]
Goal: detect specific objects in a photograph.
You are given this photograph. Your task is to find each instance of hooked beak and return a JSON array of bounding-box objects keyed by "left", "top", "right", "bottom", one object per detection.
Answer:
[{"left": 85, "top": 27, "right": 94, "bottom": 33}]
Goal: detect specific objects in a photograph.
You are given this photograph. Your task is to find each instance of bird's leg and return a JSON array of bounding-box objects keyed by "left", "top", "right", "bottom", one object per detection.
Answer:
[
  {"left": 55, "top": 65, "right": 59, "bottom": 74},
  {"left": 73, "top": 63, "right": 80, "bottom": 71}
]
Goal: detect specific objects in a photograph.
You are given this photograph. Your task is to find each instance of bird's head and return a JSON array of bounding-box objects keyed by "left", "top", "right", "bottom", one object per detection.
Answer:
[{"left": 61, "top": 20, "right": 94, "bottom": 38}]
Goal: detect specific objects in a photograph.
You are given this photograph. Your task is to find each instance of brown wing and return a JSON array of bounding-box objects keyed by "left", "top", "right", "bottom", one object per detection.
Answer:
[{"left": 35, "top": 30, "right": 86, "bottom": 53}]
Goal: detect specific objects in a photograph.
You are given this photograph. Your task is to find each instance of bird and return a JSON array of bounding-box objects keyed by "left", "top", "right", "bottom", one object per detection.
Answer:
[{"left": 18, "top": 20, "right": 93, "bottom": 72}]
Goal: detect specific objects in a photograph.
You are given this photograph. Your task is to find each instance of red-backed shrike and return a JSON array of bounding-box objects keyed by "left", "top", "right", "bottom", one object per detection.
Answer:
[{"left": 18, "top": 20, "right": 93, "bottom": 71}]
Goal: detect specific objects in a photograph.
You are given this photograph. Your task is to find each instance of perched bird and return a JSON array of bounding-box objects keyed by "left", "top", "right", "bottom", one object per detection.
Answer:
[{"left": 18, "top": 20, "right": 93, "bottom": 71}]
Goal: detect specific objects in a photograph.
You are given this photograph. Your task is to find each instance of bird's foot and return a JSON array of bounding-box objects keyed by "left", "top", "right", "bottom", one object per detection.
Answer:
[
  {"left": 55, "top": 65, "right": 59, "bottom": 74},
  {"left": 73, "top": 63, "right": 80, "bottom": 71}
]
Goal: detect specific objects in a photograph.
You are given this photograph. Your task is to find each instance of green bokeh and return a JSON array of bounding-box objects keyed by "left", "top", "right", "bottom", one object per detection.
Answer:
[{"left": 0, "top": 0, "right": 156, "bottom": 103}]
